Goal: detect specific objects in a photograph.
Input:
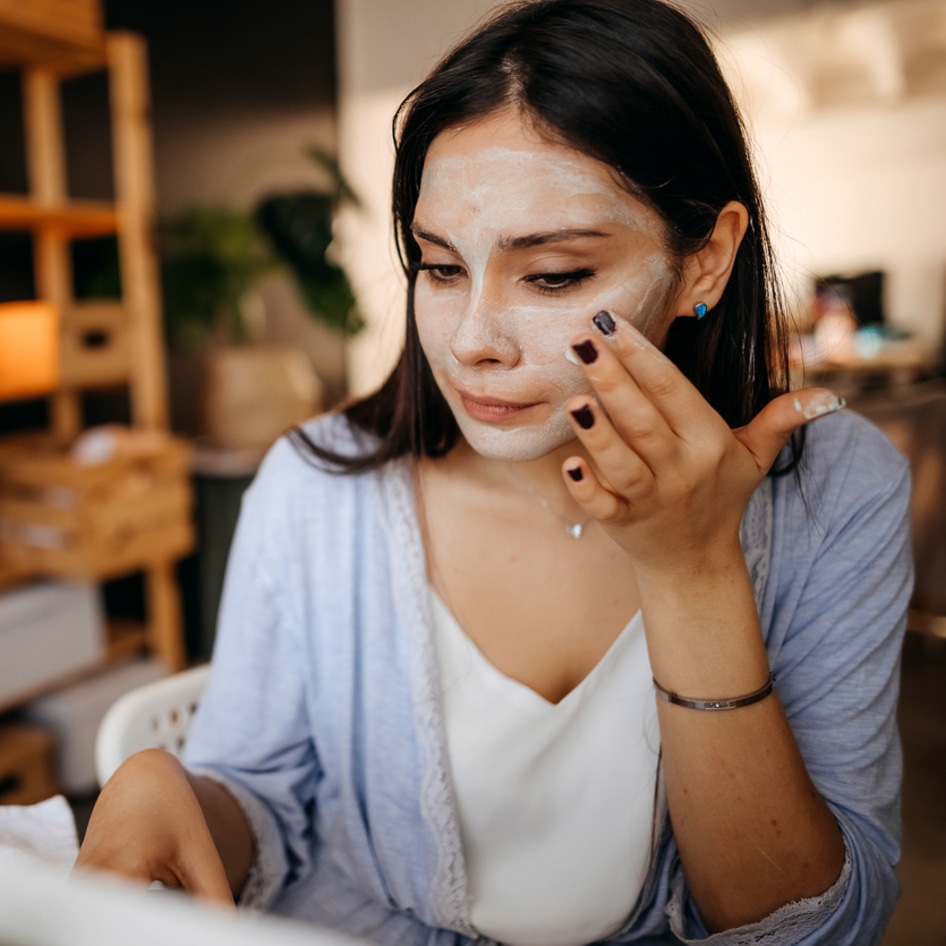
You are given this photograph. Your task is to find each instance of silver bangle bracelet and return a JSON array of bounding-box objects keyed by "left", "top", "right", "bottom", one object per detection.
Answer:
[{"left": 653, "top": 672, "right": 776, "bottom": 711}]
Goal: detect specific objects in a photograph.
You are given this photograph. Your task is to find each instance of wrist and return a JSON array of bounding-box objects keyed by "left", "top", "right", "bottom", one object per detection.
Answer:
[
  {"left": 635, "top": 537, "right": 750, "bottom": 608},
  {"left": 632, "top": 524, "right": 745, "bottom": 578},
  {"left": 653, "top": 670, "right": 776, "bottom": 710},
  {"left": 636, "top": 548, "right": 769, "bottom": 698}
]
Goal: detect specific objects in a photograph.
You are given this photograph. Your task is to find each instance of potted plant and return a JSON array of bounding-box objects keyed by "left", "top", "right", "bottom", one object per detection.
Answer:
[
  {"left": 254, "top": 149, "right": 365, "bottom": 337},
  {"left": 159, "top": 149, "right": 363, "bottom": 450}
]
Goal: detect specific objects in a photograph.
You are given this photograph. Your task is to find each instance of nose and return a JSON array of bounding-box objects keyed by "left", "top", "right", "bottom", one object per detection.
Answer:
[{"left": 450, "top": 287, "right": 521, "bottom": 369}]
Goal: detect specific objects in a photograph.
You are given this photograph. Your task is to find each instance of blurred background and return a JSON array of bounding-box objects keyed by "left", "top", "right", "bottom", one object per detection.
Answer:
[{"left": 0, "top": 1, "right": 944, "bottom": 943}]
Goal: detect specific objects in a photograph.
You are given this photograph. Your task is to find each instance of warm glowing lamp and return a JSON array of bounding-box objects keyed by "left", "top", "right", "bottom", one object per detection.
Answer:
[{"left": 0, "top": 300, "right": 60, "bottom": 400}]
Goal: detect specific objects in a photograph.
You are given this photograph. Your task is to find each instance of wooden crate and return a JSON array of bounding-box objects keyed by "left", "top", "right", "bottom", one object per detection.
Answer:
[
  {"left": 0, "top": 723, "right": 60, "bottom": 805},
  {"left": 0, "top": 433, "right": 194, "bottom": 580},
  {"left": 60, "top": 303, "right": 133, "bottom": 388}
]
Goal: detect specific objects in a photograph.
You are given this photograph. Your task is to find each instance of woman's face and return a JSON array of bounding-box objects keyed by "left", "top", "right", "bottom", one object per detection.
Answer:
[{"left": 412, "top": 108, "right": 677, "bottom": 463}]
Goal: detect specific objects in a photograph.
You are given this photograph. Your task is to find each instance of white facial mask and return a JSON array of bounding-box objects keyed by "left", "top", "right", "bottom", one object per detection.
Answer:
[{"left": 413, "top": 114, "right": 675, "bottom": 462}]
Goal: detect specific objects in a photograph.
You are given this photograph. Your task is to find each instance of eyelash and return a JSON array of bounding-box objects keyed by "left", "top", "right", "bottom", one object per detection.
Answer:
[
  {"left": 416, "top": 263, "right": 463, "bottom": 284},
  {"left": 415, "top": 263, "right": 595, "bottom": 294},
  {"left": 526, "top": 269, "right": 595, "bottom": 294}
]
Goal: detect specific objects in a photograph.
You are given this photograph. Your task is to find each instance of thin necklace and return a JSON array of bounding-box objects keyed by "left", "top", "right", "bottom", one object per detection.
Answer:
[{"left": 505, "top": 468, "right": 592, "bottom": 539}]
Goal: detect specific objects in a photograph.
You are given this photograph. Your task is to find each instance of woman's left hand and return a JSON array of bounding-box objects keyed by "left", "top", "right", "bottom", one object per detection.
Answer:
[
  {"left": 563, "top": 315, "right": 843, "bottom": 575},
  {"left": 563, "top": 314, "right": 849, "bottom": 933}
]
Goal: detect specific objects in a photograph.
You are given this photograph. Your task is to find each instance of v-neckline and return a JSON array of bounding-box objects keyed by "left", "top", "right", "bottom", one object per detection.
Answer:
[{"left": 429, "top": 586, "right": 643, "bottom": 709}]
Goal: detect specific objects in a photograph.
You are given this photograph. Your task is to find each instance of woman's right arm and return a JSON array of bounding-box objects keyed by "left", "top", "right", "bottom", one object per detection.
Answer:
[
  {"left": 75, "top": 431, "right": 339, "bottom": 907},
  {"left": 75, "top": 747, "right": 254, "bottom": 904}
]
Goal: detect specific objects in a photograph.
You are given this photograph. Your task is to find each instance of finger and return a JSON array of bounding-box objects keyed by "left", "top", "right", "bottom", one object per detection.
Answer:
[
  {"left": 560, "top": 455, "right": 628, "bottom": 523},
  {"left": 565, "top": 397, "right": 655, "bottom": 502},
  {"left": 567, "top": 335, "right": 677, "bottom": 472},
  {"left": 735, "top": 389, "right": 845, "bottom": 474},
  {"left": 584, "top": 309, "right": 709, "bottom": 435}
]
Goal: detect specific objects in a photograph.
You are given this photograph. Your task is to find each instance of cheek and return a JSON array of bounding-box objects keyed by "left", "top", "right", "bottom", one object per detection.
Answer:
[
  {"left": 498, "top": 303, "right": 588, "bottom": 375},
  {"left": 529, "top": 310, "right": 587, "bottom": 365},
  {"left": 414, "top": 285, "right": 459, "bottom": 367},
  {"left": 512, "top": 304, "right": 595, "bottom": 394},
  {"left": 594, "top": 257, "right": 676, "bottom": 340}
]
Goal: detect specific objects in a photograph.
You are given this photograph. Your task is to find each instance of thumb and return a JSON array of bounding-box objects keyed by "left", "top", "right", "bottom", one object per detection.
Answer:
[{"left": 734, "top": 389, "right": 845, "bottom": 474}]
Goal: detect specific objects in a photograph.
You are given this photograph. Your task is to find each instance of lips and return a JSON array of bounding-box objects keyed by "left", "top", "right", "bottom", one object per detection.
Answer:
[{"left": 457, "top": 389, "right": 542, "bottom": 421}]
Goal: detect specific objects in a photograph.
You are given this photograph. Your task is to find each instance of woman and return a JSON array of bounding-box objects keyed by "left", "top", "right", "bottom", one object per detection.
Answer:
[{"left": 77, "top": 1, "right": 911, "bottom": 944}]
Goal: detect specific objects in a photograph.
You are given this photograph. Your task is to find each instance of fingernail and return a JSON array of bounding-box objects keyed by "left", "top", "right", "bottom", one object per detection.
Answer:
[
  {"left": 566, "top": 466, "right": 583, "bottom": 482},
  {"left": 793, "top": 392, "right": 846, "bottom": 421},
  {"left": 570, "top": 404, "right": 595, "bottom": 429},
  {"left": 572, "top": 340, "right": 598, "bottom": 365},
  {"left": 593, "top": 310, "right": 616, "bottom": 336}
]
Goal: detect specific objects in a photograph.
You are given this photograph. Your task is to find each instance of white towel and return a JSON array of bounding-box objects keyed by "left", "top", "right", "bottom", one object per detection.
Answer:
[{"left": 0, "top": 794, "right": 79, "bottom": 873}]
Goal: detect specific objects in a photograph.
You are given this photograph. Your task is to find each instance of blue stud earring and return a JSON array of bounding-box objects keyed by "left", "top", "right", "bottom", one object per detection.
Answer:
[{"left": 695, "top": 302, "right": 708, "bottom": 320}]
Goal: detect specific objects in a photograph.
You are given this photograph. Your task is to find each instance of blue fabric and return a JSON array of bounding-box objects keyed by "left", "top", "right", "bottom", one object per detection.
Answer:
[{"left": 183, "top": 408, "right": 911, "bottom": 946}]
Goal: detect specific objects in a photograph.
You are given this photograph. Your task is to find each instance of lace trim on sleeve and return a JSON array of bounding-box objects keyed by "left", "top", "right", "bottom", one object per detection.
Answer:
[
  {"left": 741, "top": 476, "right": 773, "bottom": 610},
  {"left": 667, "top": 850, "right": 852, "bottom": 945},
  {"left": 381, "top": 460, "right": 475, "bottom": 936},
  {"left": 187, "top": 768, "right": 286, "bottom": 912}
]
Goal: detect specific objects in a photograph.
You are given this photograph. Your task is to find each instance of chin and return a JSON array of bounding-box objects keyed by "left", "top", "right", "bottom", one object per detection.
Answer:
[{"left": 455, "top": 414, "right": 575, "bottom": 463}]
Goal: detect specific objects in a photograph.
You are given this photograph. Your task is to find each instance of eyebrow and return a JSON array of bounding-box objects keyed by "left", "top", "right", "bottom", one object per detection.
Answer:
[{"left": 410, "top": 225, "right": 609, "bottom": 252}]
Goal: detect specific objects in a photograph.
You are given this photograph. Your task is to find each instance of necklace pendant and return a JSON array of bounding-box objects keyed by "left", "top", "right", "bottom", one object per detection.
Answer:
[{"left": 567, "top": 522, "right": 584, "bottom": 539}]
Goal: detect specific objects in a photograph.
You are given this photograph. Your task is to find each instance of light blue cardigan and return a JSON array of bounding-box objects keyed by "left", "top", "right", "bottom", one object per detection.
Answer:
[{"left": 184, "top": 409, "right": 911, "bottom": 946}]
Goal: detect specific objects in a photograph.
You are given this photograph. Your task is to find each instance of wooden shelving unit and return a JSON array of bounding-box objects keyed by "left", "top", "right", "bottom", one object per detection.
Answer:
[
  {"left": 0, "top": 3, "right": 191, "bottom": 693},
  {"left": 0, "top": 196, "right": 119, "bottom": 236},
  {"left": 0, "top": 0, "right": 105, "bottom": 74}
]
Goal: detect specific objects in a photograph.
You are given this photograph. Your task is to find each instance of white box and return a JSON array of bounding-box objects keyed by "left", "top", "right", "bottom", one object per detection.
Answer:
[
  {"left": 22, "top": 657, "right": 167, "bottom": 794},
  {"left": 0, "top": 580, "right": 105, "bottom": 707}
]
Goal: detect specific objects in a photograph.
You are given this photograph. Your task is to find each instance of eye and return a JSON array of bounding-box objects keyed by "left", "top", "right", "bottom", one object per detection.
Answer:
[
  {"left": 525, "top": 269, "right": 596, "bottom": 293},
  {"left": 416, "top": 262, "right": 465, "bottom": 285}
]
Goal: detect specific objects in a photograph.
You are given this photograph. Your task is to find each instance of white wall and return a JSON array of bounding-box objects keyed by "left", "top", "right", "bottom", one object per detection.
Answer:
[
  {"left": 335, "top": 0, "right": 946, "bottom": 396},
  {"left": 747, "top": 100, "right": 946, "bottom": 346},
  {"left": 718, "top": 0, "right": 946, "bottom": 347},
  {"left": 334, "top": 0, "right": 500, "bottom": 396},
  {"left": 154, "top": 109, "right": 337, "bottom": 212}
]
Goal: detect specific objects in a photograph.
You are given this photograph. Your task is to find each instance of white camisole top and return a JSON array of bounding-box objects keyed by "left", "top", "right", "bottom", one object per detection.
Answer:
[{"left": 429, "top": 589, "right": 662, "bottom": 946}]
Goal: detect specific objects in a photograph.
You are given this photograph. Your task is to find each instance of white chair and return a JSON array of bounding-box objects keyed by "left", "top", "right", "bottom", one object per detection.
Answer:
[{"left": 94, "top": 663, "right": 211, "bottom": 787}]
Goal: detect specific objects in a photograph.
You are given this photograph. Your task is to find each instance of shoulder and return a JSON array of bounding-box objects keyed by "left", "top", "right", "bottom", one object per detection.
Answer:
[
  {"left": 247, "top": 412, "right": 381, "bottom": 500},
  {"left": 257, "top": 411, "right": 376, "bottom": 475},
  {"left": 799, "top": 408, "right": 906, "bottom": 479},
  {"left": 776, "top": 409, "right": 909, "bottom": 522},
  {"left": 761, "top": 411, "right": 912, "bottom": 713},
  {"left": 238, "top": 412, "right": 408, "bottom": 551},
  {"left": 243, "top": 411, "right": 417, "bottom": 545},
  {"left": 765, "top": 409, "right": 912, "bottom": 618}
]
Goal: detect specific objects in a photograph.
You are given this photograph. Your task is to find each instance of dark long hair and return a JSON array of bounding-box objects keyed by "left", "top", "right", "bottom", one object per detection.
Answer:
[{"left": 293, "top": 0, "right": 799, "bottom": 472}]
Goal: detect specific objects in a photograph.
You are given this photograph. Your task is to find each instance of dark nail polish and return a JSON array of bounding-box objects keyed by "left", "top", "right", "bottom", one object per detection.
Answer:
[
  {"left": 572, "top": 340, "right": 598, "bottom": 365},
  {"left": 571, "top": 404, "right": 595, "bottom": 429},
  {"left": 567, "top": 466, "right": 583, "bottom": 482},
  {"left": 593, "top": 310, "right": 616, "bottom": 336}
]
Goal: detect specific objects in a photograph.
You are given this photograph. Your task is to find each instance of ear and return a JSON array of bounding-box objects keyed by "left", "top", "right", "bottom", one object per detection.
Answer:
[{"left": 672, "top": 201, "right": 749, "bottom": 317}]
